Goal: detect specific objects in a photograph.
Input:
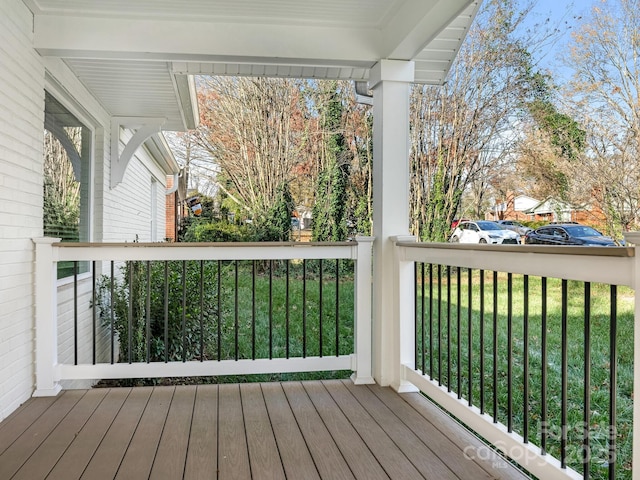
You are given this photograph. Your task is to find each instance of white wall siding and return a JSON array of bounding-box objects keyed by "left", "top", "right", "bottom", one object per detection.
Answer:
[
  {"left": 103, "top": 132, "right": 169, "bottom": 243},
  {"left": 0, "top": 2, "right": 173, "bottom": 419},
  {"left": 0, "top": 0, "right": 45, "bottom": 421}
]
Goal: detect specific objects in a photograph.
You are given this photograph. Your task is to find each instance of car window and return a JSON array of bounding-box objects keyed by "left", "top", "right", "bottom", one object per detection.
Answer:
[
  {"left": 537, "top": 227, "right": 552, "bottom": 235},
  {"left": 564, "top": 226, "right": 600, "bottom": 237},
  {"left": 477, "top": 221, "right": 501, "bottom": 231},
  {"left": 467, "top": 223, "right": 478, "bottom": 232}
]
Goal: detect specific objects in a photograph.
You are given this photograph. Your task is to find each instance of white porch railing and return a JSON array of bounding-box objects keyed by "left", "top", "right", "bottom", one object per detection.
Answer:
[
  {"left": 394, "top": 237, "right": 640, "bottom": 480},
  {"left": 32, "top": 237, "right": 374, "bottom": 396}
]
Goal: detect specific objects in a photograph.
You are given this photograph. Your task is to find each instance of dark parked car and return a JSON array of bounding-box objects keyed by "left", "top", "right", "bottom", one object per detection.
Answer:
[
  {"left": 524, "top": 224, "right": 620, "bottom": 246},
  {"left": 496, "top": 220, "right": 532, "bottom": 236}
]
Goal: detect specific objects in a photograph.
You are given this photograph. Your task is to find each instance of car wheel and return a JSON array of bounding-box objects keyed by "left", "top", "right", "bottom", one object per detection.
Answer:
[
  {"left": 479, "top": 238, "right": 487, "bottom": 244},
  {"left": 450, "top": 235, "right": 459, "bottom": 243}
]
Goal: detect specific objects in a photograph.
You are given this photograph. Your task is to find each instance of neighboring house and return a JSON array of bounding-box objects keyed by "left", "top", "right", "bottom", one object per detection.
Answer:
[
  {"left": 526, "top": 197, "right": 607, "bottom": 226},
  {"left": 488, "top": 193, "right": 540, "bottom": 221}
]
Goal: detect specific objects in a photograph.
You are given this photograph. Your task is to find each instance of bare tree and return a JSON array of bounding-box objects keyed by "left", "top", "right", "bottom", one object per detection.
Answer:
[
  {"left": 562, "top": 0, "right": 640, "bottom": 234},
  {"left": 410, "top": 0, "right": 542, "bottom": 240},
  {"left": 193, "top": 76, "right": 307, "bottom": 220}
]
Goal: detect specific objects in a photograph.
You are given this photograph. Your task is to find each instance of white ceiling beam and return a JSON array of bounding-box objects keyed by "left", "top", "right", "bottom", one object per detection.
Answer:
[
  {"left": 33, "top": 15, "right": 381, "bottom": 68},
  {"left": 382, "top": 0, "right": 475, "bottom": 60}
]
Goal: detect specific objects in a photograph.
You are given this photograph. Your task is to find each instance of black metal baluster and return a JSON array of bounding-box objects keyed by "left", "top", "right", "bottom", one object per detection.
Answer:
[
  {"left": 128, "top": 262, "right": 133, "bottom": 364},
  {"left": 609, "top": 284, "right": 617, "bottom": 480},
  {"left": 438, "top": 264, "right": 442, "bottom": 385},
  {"left": 479, "top": 270, "right": 485, "bottom": 414},
  {"left": 507, "top": 272, "right": 513, "bottom": 432},
  {"left": 429, "top": 264, "right": 434, "bottom": 379},
  {"left": 182, "top": 261, "right": 187, "bottom": 362},
  {"left": 74, "top": 261, "right": 78, "bottom": 365},
  {"left": 199, "top": 260, "right": 204, "bottom": 362},
  {"left": 335, "top": 259, "right": 340, "bottom": 357},
  {"left": 146, "top": 261, "right": 151, "bottom": 363},
  {"left": 217, "top": 260, "right": 221, "bottom": 361},
  {"left": 252, "top": 260, "right": 256, "bottom": 360},
  {"left": 523, "top": 275, "right": 529, "bottom": 443},
  {"left": 468, "top": 268, "right": 473, "bottom": 406},
  {"left": 164, "top": 261, "right": 169, "bottom": 363},
  {"left": 269, "top": 260, "right": 273, "bottom": 360},
  {"left": 303, "top": 259, "right": 307, "bottom": 358},
  {"left": 541, "top": 277, "right": 548, "bottom": 454},
  {"left": 561, "top": 279, "right": 568, "bottom": 468},
  {"left": 110, "top": 261, "right": 115, "bottom": 364},
  {"left": 234, "top": 259, "right": 239, "bottom": 361},
  {"left": 415, "top": 262, "right": 419, "bottom": 371},
  {"left": 493, "top": 270, "right": 498, "bottom": 423},
  {"left": 286, "top": 260, "right": 291, "bottom": 359},
  {"left": 584, "top": 282, "right": 591, "bottom": 479},
  {"left": 421, "top": 262, "right": 426, "bottom": 374},
  {"left": 319, "top": 258, "right": 323, "bottom": 357},
  {"left": 448, "top": 265, "right": 453, "bottom": 393},
  {"left": 454, "top": 266, "right": 459, "bottom": 396},
  {"left": 92, "top": 261, "right": 96, "bottom": 365}
]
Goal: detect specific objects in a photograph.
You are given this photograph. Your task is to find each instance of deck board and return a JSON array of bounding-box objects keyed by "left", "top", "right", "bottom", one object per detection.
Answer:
[
  {"left": 261, "top": 382, "right": 321, "bottom": 480},
  {"left": 80, "top": 387, "right": 153, "bottom": 480},
  {"left": 339, "top": 380, "right": 457, "bottom": 479},
  {"left": 217, "top": 384, "right": 251, "bottom": 480},
  {"left": 0, "top": 381, "right": 532, "bottom": 480},
  {"left": 11, "top": 388, "right": 108, "bottom": 480},
  {"left": 0, "top": 389, "right": 85, "bottom": 479},
  {"left": 303, "top": 381, "right": 389, "bottom": 480},
  {"left": 240, "top": 383, "right": 286, "bottom": 480},
  {"left": 183, "top": 385, "right": 218, "bottom": 480},
  {"left": 281, "top": 381, "right": 355, "bottom": 480},
  {"left": 46, "top": 388, "right": 131, "bottom": 480}
]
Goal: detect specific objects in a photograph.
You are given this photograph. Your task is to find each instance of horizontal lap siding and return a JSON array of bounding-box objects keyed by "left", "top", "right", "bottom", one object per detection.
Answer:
[{"left": 0, "top": 0, "right": 45, "bottom": 421}]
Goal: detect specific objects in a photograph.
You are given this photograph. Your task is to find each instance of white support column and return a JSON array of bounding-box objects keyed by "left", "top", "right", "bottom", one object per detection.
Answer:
[
  {"left": 370, "top": 59, "right": 414, "bottom": 388},
  {"left": 32, "top": 237, "right": 62, "bottom": 397},
  {"left": 351, "top": 236, "right": 375, "bottom": 384}
]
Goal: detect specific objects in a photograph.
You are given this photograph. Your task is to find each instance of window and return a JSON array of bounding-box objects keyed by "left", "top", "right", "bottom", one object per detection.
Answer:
[{"left": 43, "top": 91, "right": 92, "bottom": 278}]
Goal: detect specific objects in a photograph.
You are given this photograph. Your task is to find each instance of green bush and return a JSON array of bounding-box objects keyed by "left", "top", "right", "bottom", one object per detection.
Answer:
[
  {"left": 183, "top": 220, "right": 251, "bottom": 242},
  {"left": 96, "top": 260, "right": 224, "bottom": 363}
]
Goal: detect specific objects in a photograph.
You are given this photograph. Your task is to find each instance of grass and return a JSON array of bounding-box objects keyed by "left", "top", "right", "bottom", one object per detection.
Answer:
[
  {"left": 99, "top": 258, "right": 356, "bottom": 381},
  {"left": 415, "top": 267, "right": 634, "bottom": 479}
]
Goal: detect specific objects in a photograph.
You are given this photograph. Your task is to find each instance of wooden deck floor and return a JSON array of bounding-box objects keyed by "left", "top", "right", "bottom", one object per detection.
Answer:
[{"left": 0, "top": 380, "right": 531, "bottom": 479}]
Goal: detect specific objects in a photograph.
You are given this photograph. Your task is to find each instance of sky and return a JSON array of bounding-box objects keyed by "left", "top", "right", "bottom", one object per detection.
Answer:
[{"left": 522, "top": 0, "right": 596, "bottom": 82}]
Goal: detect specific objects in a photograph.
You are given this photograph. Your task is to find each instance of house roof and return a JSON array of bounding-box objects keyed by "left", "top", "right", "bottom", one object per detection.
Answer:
[{"left": 23, "top": 0, "right": 480, "bottom": 132}]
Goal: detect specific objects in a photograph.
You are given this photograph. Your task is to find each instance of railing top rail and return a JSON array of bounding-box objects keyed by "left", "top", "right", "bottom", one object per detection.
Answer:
[
  {"left": 44, "top": 239, "right": 367, "bottom": 262},
  {"left": 396, "top": 241, "right": 635, "bottom": 258},
  {"left": 55, "top": 241, "right": 357, "bottom": 248},
  {"left": 395, "top": 241, "right": 636, "bottom": 287}
]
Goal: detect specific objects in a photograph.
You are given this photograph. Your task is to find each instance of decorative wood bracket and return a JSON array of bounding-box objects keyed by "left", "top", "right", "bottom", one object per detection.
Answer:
[{"left": 110, "top": 117, "right": 166, "bottom": 189}]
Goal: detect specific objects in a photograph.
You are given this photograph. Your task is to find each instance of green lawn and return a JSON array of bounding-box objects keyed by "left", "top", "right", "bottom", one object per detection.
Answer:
[{"left": 416, "top": 267, "right": 634, "bottom": 479}]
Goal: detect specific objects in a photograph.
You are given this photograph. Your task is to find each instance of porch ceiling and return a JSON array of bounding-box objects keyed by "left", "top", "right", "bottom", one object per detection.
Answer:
[{"left": 23, "top": 0, "right": 480, "bottom": 132}]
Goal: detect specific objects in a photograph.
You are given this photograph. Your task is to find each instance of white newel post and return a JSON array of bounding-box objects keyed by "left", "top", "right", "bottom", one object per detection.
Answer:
[
  {"left": 392, "top": 236, "right": 419, "bottom": 392},
  {"left": 32, "top": 237, "right": 62, "bottom": 397},
  {"left": 352, "top": 236, "right": 375, "bottom": 384},
  {"left": 370, "top": 59, "right": 414, "bottom": 388},
  {"left": 623, "top": 232, "right": 640, "bottom": 480}
]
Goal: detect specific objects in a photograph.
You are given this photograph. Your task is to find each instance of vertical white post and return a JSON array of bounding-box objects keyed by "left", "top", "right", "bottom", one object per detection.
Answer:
[
  {"left": 351, "top": 236, "right": 375, "bottom": 384},
  {"left": 623, "top": 232, "right": 640, "bottom": 480},
  {"left": 370, "top": 59, "right": 414, "bottom": 387},
  {"left": 32, "top": 238, "right": 62, "bottom": 396},
  {"left": 392, "top": 236, "right": 419, "bottom": 392}
]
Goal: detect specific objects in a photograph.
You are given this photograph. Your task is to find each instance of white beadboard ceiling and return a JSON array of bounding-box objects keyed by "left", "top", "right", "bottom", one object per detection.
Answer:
[{"left": 23, "top": 0, "right": 481, "bottom": 132}]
